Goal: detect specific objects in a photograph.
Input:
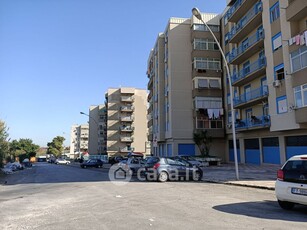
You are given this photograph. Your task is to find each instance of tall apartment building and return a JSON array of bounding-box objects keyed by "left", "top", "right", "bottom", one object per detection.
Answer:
[
  {"left": 69, "top": 124, "right": 89, "bottom": 158},
  {"left": 222, "top": 0, "right": 307, "bottom": 165},
  {"left": 105, "top": 87, "right": 148, "bottom": 157},
  {"left": 88, "top": 104, "right": 107, "bottom": 155},
  {"left": 147, "top": 14, "right": 226, "bottom": 158}
]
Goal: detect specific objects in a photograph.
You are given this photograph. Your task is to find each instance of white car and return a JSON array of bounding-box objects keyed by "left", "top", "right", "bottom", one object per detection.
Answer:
[
  {"left": 55, "top": 159, "right": 71, "bottom": 165},
  {"left": 275, "top": 154, "right": 307, "bottom": 210}
]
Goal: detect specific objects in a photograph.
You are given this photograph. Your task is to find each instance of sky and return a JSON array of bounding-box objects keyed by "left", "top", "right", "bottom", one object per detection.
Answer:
[{"left": 0, "top": 0, "right": 226, "bottom": 147}]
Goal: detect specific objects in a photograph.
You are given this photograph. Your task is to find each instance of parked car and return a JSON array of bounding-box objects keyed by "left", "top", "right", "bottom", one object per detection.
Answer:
[
  {"left": 143, "top": 156, "right": 203, "bottom": 182},
  {"left": 109, "top": 156, "right": 125, "bottom": 165},
  {"left": 55, "top": 159, "right": 71, "bottom": 165},
  {"left": 119, "top": 157, "right": 146, "bottom": 175},
  {"left": 175, "top": 155, "right": 208, "bottom": 167},
  {"left": 80, "top": 159, "right": 104, "bottom": 168},
  {"left": 275, "top": 154, "right": 307, "bottom": 210}
]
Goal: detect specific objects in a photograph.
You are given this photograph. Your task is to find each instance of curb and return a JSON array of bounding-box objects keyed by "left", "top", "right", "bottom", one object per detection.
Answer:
[{"left": 203, "top": 179, "right": 275, "bottom": 191}]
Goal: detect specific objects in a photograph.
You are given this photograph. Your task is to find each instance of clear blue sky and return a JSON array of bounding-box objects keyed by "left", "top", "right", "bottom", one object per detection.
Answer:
[{"left": 0, "top": 0, "right": 226, "bottom": 147}]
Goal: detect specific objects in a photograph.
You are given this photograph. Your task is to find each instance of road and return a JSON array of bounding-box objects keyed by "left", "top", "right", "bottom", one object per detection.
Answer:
[{"left": 0, "top": 162, "right": 306, "bottom": 230}]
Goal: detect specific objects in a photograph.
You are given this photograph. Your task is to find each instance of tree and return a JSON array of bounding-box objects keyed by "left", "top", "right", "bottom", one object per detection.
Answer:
[
  {"left": 9, "top": 138, "right": 40, "bottom": 162},
  {"left": 193, "top": 130, "right": 213, "bottom": 157},
  {"left": 47, "top": 136, "right": 65, "bottom": 158},
  {"left": 0, "top": 120, "right": 9, "bottom": 168}
]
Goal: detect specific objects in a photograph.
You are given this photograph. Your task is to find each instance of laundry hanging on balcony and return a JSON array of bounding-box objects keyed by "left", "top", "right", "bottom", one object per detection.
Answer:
[
  {"left": 207, "top": 109, "right": 223, "bottom": 119},
  {"left": 288, "top": 30, "right": 306, "bottom": 46}
]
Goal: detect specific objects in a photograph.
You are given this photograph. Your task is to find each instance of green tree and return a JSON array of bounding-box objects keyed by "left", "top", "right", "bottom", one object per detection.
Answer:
[
  {"left": 0, "top": 120, "right": 9, "bottom": 168},
  {"left": 47, "top": 136, "right": 65, "bottom": 157},
  {"left": 193, "top": 130, "right": 213, "bottom": 157},
  {"left": 9, "top": 138, "right": 40, "bottom": 161}
]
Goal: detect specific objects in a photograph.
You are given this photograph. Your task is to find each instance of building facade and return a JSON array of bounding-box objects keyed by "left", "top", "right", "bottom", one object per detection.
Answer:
[
  {"left": 222, "top": 0, "right": 307, "bottom": 165},
  {"left": 88, "top": 104, "right": 107, "bottom": 155},
  {"left": 69, "top": 124, "right": 89, "bottom": 158},
  {"left": 147, "top": 14, "right": 226, "bottom": 158},
  {"left": 105, "top": 87, "right": 149, "bottom": 157}
]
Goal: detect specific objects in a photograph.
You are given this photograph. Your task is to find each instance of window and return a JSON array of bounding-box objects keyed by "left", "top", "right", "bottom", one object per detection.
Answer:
[
  {"left": 290, "top": 46, "right": 307, "bottom": 73},
  {"left": 294, "top": 84, "right": 307, "bottom": 108},
  {"left": 195, "top": 97, "right": 222, "bottom": 109},
  {"left": 209, "top": 79, "right": 220, "bottom": 88},
  {"left": 270, "top": 2, "right": 280, "bottom": 23},
  {"left": 276, "top": 96, "right": 288, "bottom": 114},
  {"left": 193, "top": 38, "right": 219, "bottom": 51},
  {"left": 193, "top": 24, "right": 219, "bottom": 32},
  {"left": 193, "top": 57, "right": 221, "bottom": 70},
  {"left": 242, "top": 38, "right": 249, "bottom": 51},
  {"left": 272, "top": 32, "right": 282, "bottom": 51},
  {"left": 274, "top": 64, "right": 285, "bottom": 80},
  {"left": 198, "top": 79, "right": 208, "bottom": 88},
  {"left": 243, "top": 61, "right": 250, "bottom": 75},
  {"left": 195, "top": 78, "right": 220, "bottom": 89}
]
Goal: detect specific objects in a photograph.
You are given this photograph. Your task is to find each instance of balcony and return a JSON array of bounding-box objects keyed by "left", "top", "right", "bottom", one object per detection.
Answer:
[
  {"left": 227, "top": 0, "right": 259, "bottom": 23},
  {"left": 235, "top": 115, "right": 270, "bottom": 130},
  {"left": 231, "top": 58, "right": 266, "bottom": 86},
  {"left": 120, "top": 105, "right": 134, "bottom": 112},
  {"left": 286, "top": 0, "right": 307, "bottom": 21},
  {"left": 295, "top": 107, "right": 307, "bottom": 124},
  {"left": 120, "top": 116, "right": 134, "bottom": 122},
  {"left": 121, "top": 95, "right": 134, "bottom": 102},
  {"left": 234, "top": 86, "right": 268, "bottom": 109},
  {"left": 119, "top": 126, "right": 134, "bottom": 132},
  {"left": 229, "top": 2, "right": 263, "bottom": 44},
  {"left": 120, "top": 136, "right": 134, "bottom": 142},
  {"left": 195, "top": 117, "right": 224, "bottom": 137},
  {"left": 119, "top": 146, "right": 135, "bottom": 153},
  {"left": 229, "top": 32, "right": 264, "bottom": 65}
]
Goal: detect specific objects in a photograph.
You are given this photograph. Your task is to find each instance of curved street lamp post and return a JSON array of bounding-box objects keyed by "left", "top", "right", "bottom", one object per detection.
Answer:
[{"left": 192, "top": 8, "right": 239, "bottom": 180}]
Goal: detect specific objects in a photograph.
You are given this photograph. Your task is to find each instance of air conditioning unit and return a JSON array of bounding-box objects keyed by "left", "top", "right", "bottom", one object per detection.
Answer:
[{"left": 272, "top": 80, "right": 281, "bottom": 87}]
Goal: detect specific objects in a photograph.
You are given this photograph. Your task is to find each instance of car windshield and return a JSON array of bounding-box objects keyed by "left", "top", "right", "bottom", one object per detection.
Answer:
[{"left": 284, "top": 160, "right": 307, "bottom": 171}]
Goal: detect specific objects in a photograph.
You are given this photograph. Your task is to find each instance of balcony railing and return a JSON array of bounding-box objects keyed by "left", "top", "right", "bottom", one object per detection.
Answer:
[
  {"left": 229, "top": 2, "right": 262, "bottom": 42},
  {"left": 229, "top": 31, "right": 264, "bottom": 63},
  {"left": 226, "top": 0, "right": 244, "bottom": 20},
  {"left": 120, "top": 116, "right": 134, "bottom": 122},
  {"left": 235, "top": 115, "right": 270, "bottom": 129},
  {"left": 121, "top": 96, "right": 134, "bottom": 102},
  {"left": 196, "top": 117, "right": 224, "bottom": 129},
  {"left": 120, "top": 105, "right": 134, "bottom": 112},
  {"left": 234, "top": 85, "right": 268, "bottom": 107},
  {"left": 119, "top": 126, "right": 134, "bottom": 132},
  {"left": 120, "top": 136, "right": 134, "bottom": 142},
  {"left": 119, "top": 147, "right": 135, "bottom": 152},
  {"left": 231, "top": 58, "right": 266, "bottom": 84}
]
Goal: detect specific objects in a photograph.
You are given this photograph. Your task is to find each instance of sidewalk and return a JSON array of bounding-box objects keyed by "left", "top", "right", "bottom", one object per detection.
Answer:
[{"left": 202, "top": 163, "right": 281, "bottom": 190}]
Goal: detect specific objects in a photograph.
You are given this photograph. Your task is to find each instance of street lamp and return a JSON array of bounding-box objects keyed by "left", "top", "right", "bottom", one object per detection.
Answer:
[
  {"left": 192, "top": 8, "right": 239, "bottom": 180},
  {"left": 80, "top": 111, "right": 100, "bottom": 156}
]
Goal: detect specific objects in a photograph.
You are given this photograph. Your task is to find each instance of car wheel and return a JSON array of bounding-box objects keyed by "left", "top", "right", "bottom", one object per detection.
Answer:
[
  {"left": 158, "top": 171, "right": 168, "bottom": 182},
  {"left": 193, "top": 172, "right": 202, "bottom": 181},
  {"left": 83, "top": 165, "right": 87, "bottom": 169},
  {"left": 278, "top": 200, "right": 295, "bottom": 210},
  {"left": 66, "top": 162, "right": 69, "bottom": 165}
]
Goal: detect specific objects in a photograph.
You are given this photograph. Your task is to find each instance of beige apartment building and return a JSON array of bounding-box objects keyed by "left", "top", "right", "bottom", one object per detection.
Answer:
[
  {"left": 147, "top": 14, "right": 226, "bottom": 158},
  {"left": 69, "top": 124, "right": 89, "bottom": 158},
  {"left": 104, "top": 87, "right": 149, "bottom": 157},
  {"left": 222, "top": 0, "right": 307, "bottom": 165},
  {"left": 88, "top": 104, "right": 107, "bottom": 155}
]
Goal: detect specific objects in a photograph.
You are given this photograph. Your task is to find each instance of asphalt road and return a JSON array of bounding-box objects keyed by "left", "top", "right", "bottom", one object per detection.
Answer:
[{"left": 0, "top": 163, "right": 307, "bottom": 230}]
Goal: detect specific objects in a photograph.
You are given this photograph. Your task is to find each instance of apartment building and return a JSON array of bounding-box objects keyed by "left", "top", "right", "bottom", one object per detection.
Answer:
[
  {"left": 147, "top": 14, "right": 226, "bottom": 158},
  {"left": 105, "top": 87, "right": 148, "bottom": 157},
  {"left": 88, "top": 104, "right": 107, "bottom": 155},
  {"left": 222, "top": 0, "right": 307, "bottom": 165},
  {"left": 69, "top": 124, "right": 89, "bottom": 158}
]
